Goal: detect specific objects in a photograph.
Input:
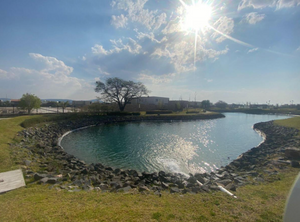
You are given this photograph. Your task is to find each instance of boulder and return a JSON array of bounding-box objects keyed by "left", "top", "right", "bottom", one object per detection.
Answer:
[
  {"left": 34, "top": 173, "right": 47, "bottom": 181},
  {"left": 285, "top": 147, "right": 300, "bottom": 160},
  {"left": 291, "top": 160, "right": 300, "bottom": 168}
]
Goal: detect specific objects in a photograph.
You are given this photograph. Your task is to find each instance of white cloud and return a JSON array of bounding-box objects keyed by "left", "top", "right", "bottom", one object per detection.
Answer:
[
  {"left": 0, "top": 69, "right": 13, "bottom": 80},
  {"left": 82, "top": 56, "right": 87, "bottom": 61},
  {"left": 138, "top": 73, "right": 176, "bottom": 84},
  {"left": 98, "top": 68, "right": 110, "bottom": 76},
  {"left": 111, "top": 0, "right": 167, "bottom": 30},
  {"left": 238, "top": 0, "right": 300, "bottom": 10},
  {"left": 29, "top": 53, "right": 73, "bottom": 75},
  {"left": 111, "top": 14, "right": 128, "bottom": 28},
  {"left": 0, "top": 54, "right": 94, "bottom": 99},
  {"left": 243, "top": 12, "right": 265, "bottom": 24},
  {"left": 92, "top": 38, "right": 142, "bottom": 55},
  {"left": 276, "top": 0, "right": 300, "bottom": 8},
  {"left": 135, "top": 31, "right": 167, "bottom": 43},
  {"left": 248, "top": 47, "right": 259, "bottom": 53},
  {"left": 211, "top": 16, "right": 234, "bottom": 43},
  {"left": 92, "top": 44, "right": 109, "bottom": 55}
]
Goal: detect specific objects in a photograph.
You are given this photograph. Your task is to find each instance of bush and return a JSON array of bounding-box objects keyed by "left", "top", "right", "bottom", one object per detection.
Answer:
[
  {"left": 146, "top": 110, "right": 173, "bottom": 114},
  {"left": 106, "top": 112, "right": 140, "bottom": 116},
  {"left": 186, "top": 111, "right": 199, "bottom": 114}
]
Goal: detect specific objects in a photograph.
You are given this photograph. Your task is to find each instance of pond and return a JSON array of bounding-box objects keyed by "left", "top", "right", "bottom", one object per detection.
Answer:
[{"left": 60, "top": 113, "right": 290, "bottom": 174}]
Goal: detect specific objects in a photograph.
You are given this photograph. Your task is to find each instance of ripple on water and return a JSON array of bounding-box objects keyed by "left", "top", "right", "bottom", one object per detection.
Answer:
[{"left": 61, "top": 113, "right": 290, "bottom": 174}]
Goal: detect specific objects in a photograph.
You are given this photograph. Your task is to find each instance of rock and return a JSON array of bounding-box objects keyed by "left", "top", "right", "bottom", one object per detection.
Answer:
[
  {"left": 194, "top": 173, "right": 206, "bottom": 184},
  {"left": 24, "top": 160, "right": 31, "bottom": 166},
  {"left": 291, "top": 160, "right": 300, "bottom": 168},
  {"left": 47, "top": 178, "right": 58, "bottom": 184},
  {"left": 99, "top": 184, "right": 109, "bottom": 190},
  {"left": 34, "top": 173, "right": 47, "bottom": 181},
  {"left": 94, "top": 187, "right": 101, "bottom": 192},
  {"left": 118, "top": 186, "right": 132, "bottom": 192},
  {"left": 161, "top": 182, "right": 169, "bottom": 189},
  {"left": 170, "top": 187, "right": 180, "bottom": 193},
  {"left": 225, "top": 183, "right": 237, "bottom": 191},
  {"left": 154, "top": 191, "right": 162, "bottom": 197},
  {"left": 187, "top": 176, "right": 197, "bottom": 184},
  {"left": 218, "top": 179, "right": 232, "bottom": 186},
  {"left": 285, "top": 147, "right": 300, "bottom": 160},
  {"left": 138, "top": 185, "right": 150, "bottom": 192}
]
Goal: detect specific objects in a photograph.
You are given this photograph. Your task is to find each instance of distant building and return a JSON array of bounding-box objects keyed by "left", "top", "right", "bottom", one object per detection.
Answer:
[
  {"left": 130, "top": 96, "right": 169, "bottom": 106},
  {"left": 10, "top": 99, "right": 20, "bottom": 106},
  {"left": 72, "top": 100, "right": 92, "bottom": 107}
]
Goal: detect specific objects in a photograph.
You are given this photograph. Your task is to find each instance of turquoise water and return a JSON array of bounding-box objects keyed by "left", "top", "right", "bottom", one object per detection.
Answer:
[{"left": 61, "top": 113, "right": 290, "bottom": 174}]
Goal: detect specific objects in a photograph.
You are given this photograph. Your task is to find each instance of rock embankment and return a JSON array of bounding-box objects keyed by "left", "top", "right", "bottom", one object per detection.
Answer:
[{"left": 13, "top": 116, "right": 300, "bottom": 195}]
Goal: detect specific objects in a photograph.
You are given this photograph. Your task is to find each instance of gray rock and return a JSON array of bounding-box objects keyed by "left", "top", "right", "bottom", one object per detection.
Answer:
[
  {"left": 161, "top": 182, "right": 169, "bottom": 189},
  {"left": 225, "top": 183, "right": 237, "bottom": 191},
  {"left": 291, "top": 160, "right": 300, "bottom": 167},
  {"left": 138, "top": 185, "right": 150, "bottom": 192},
  {"left": 218, "top": 179, "right": 232, "bottom": 186},
  {"left": 285, "top": 147, "right": 300, "bottom": 159},
  {"left": 34, "top": 173, "right": 47, "bottom": 181},
  {"left": 170, "top": 187, "right": 180, "bottom": 193},
  {"left": 118, "top": 186, "right": 132, "bottom": 192},
  {"left": 187, "top": 176, "right": 197, "bottom": 184},
  {"left": 24, "top": 160, "right": 31, "bottom": 166}
]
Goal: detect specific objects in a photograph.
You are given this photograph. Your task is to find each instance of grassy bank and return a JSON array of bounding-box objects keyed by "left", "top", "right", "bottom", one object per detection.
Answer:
[
  {"left": 0, "top": 115, "right": 299, "bottom": 221},
  {"left": 275, "top": 116, "right": 300, "bottom": 135}
]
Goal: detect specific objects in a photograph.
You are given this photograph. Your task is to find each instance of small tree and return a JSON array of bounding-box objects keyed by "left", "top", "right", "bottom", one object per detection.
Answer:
[
  {"left": 215, "top": 100, "right": 228, "bottom": 109},
  {"left": 19, "top": 93, "right": 41, "bottom": 114},
  {"left": 95, "top": 77, "right": 149, "bottom": 111},
  {"left": 60, "top": 101, "right": 69, "bottom": 113},
  {"left": 201, "top": 100, "right": 210, "bottom": 109}
]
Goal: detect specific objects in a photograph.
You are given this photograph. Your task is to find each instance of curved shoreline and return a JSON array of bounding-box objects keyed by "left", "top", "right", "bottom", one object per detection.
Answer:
[
  {"left": 57, "top": 125, "right": 96, "bottom": 149},
  {"left": 15, "top": 115, "right": 299, "bottom": 194}
]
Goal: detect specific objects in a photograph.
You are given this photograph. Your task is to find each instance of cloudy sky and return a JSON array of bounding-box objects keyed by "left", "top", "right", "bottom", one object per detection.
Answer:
[{"left": 0, "top": 0, "right": 299, "bottom": 104}]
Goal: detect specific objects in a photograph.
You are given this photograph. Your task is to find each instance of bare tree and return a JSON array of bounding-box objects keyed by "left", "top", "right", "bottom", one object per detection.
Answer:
[{"left": 95, "top": 77, "right": 149, "bottom": 111}]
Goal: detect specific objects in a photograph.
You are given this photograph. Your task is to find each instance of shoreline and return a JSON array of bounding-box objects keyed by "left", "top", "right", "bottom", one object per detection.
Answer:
[{"left": 14, "top": 114, "right": 299, "bottom": 194}]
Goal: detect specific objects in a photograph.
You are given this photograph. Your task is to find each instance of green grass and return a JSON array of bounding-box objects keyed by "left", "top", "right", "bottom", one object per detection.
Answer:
[
  {"left": 0, "top": 115, "right": 300, "bottom": 221},
  {"left": 274, "top": 116, "right": 300, "bottom": 135},
  {"left": 0, "top": 116, "right": 40, "bottom": 172},
  {"left": 0, "top": 169, "right": 298, "bottom": 221}
]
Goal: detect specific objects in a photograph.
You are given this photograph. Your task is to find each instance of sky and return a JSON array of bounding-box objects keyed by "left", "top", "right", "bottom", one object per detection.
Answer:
[{"left": 0, "top": 0, "right": 299, "bottom": 104}]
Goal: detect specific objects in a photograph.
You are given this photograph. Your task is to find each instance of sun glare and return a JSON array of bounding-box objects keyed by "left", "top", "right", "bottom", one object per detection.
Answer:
[{"left": 182, "top": 2, "right": 212, "bottom": 31}]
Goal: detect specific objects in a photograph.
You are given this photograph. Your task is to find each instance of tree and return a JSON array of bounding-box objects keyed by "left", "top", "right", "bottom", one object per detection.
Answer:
[
  {"left": 95, "top": 77, "right": 149, "bottom": 111},
  {"left": 201, "top": 100, "right": 210, "bottom": 109},
  {"left": 19, "top": 93, "right": 41, "bottom": 114},
  {"left": 215, "top": 100, "right": 228, "bottom": 109},
  {"left": 60, "top": 101, "right": 69, "bottom": 113}
]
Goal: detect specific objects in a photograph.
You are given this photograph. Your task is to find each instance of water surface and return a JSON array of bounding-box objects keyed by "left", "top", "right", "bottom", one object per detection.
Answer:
[{"left": 61, "top": 113, "right": 289, "bottom": 174}]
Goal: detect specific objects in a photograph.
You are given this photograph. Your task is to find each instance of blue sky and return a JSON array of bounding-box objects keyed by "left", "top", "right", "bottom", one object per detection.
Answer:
[{"left": 0, "top": 0, "right": 299, "bottom": 104}]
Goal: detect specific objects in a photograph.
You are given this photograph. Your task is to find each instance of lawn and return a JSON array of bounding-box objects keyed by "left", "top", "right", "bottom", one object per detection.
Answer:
[{"left": 0, "top": 115, "right": 299, "bottom": 221}]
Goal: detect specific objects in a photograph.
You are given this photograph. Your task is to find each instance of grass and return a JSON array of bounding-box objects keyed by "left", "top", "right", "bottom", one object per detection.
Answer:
[
  {"left": 0, "top": 115, "right": 300, "bottom": 221},
  {"left": 0, "top": 116, "right": 40, "bottom": 172},
  {"left": 274, "top": 116, "right": 300, "bottom": 135},
  {"left": 0, "top": 169, "right": 298, "bottom": 221}
]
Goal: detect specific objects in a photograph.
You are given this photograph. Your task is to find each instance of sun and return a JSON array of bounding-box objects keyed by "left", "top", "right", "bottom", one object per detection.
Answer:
[{"left": 182, "top": 2, "right": 212, "bottom": 32}]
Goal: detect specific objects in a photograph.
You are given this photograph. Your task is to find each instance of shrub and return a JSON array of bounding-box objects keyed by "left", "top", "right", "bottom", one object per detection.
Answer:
[
  {"left": 106, "top": 112, "right": 140, "bottom": 116},
  {"left": 146, "top": 110, "right": 173, "bottom": 114},
  {"left": 186, "top": 111, "right": 199, "bottom": 114}
]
